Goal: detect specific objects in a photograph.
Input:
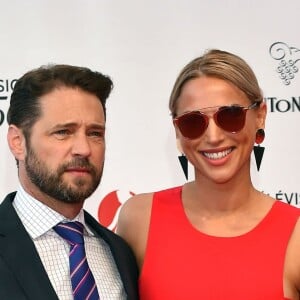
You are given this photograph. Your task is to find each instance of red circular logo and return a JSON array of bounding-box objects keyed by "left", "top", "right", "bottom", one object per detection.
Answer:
[{"left": 98, "top": 190, "right": 135, "bottom": 231}]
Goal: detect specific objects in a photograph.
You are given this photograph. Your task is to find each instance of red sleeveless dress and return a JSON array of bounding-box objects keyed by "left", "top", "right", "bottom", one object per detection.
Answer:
[{"left": 139, "top": 186, "right": 300, "bottom": 300}]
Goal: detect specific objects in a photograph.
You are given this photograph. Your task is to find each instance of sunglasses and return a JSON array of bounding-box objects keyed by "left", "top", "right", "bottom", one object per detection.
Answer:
[{"left": 173, "top": 102, "right": 260, "bottom": 140}]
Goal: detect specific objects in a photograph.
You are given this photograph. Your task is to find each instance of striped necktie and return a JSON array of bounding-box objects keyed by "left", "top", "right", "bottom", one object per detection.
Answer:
[{"left": 54, "top": 221, "right": 100, "bottom": 300}]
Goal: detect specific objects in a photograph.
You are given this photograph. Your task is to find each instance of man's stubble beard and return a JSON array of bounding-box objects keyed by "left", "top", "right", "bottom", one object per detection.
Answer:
[{"left": 24, "top": 146, "right": 103, "bottom": 204}]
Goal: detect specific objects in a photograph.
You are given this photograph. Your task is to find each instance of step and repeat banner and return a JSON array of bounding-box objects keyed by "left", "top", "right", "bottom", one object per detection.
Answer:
[{"left": 0, "top": 0, "right": 299, "bottom": 230}]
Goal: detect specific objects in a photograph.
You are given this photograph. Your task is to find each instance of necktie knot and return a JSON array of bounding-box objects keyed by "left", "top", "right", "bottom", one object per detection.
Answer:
[{"left": 54, "top": 221, "right": 84, "bottom": 245}]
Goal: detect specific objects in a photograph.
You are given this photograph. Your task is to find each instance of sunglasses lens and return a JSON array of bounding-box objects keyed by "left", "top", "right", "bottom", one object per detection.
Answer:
[
  {"left": 216, "top": 106, "right": 246, "bottom": 132},
  {"left": 176, "top": 112, "right": 207, "bottom": 139}
]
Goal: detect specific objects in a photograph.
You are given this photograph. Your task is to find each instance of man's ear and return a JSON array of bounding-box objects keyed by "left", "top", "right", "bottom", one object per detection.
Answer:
[{"left": 7, "top": 125, "right": 27, "bottom": 161}]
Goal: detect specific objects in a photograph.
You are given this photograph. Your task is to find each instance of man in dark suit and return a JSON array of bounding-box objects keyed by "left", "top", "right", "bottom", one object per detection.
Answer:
[{"left": 0, "top": 65, "right": 139, "bottom": 299}]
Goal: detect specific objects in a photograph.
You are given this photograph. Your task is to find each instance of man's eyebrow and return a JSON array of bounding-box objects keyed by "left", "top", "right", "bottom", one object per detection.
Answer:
[
  {"left": 52, "top": 122, "right": 105, "bottom": 130},
  {"left": 87, "top": 123, "right": 106, "bottom": 130}
]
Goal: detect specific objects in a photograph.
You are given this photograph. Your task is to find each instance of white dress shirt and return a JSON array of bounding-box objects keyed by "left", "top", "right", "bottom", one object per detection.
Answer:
[{"left": 13, "top": 185, "right": 126, "bottom": 300}]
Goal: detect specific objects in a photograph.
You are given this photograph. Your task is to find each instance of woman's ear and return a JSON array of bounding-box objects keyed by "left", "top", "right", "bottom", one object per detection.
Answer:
[
  {"left": 256, "top": 101, "right": 267, "bottom": 129},
  {"left": 176, "top": 138, "right": 184, "bottom": 154},
  {"left": 7, "top": 125, "right": 27, "bottom": 161}
]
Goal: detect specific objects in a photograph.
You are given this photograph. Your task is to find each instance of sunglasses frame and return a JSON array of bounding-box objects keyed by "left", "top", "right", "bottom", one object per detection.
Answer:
[{"left": 173, "top": 101, "right": 260, "bottom": 140}]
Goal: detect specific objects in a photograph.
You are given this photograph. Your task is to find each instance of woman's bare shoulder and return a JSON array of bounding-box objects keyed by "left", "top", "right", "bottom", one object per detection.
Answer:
[
  {"left": 120, "top": 192, "right": 154, "bottom": 215},
  {"left": 116, "top": 192, "right": 154, "bottom": 236},
  {"left": 116, "top": 192, "right": 155, "bottom": 266}
]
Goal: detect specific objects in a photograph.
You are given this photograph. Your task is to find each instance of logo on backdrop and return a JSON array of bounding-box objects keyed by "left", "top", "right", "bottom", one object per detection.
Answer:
[
  {"left": 97, "top": 190, "right": 135, "bottom": 231},
  {"left": 0, "top": 78, "right": 17, "bottom": 127},
  {"left": 0, "top": 79, "right": 17, "bottom": 100},
  {"left": 269, "top": 42, "right": 300, "bottom": 85},
  {"left": 0, "top": 109, "right": 4, "bottom": 126},
  {"left": 264, "top": 96, "right": 300, "bottom": 113}
]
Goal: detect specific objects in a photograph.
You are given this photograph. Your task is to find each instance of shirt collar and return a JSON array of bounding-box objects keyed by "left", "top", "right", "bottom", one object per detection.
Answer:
[{"left": 13, "top": 184, "right": 93, "bottom": 239}]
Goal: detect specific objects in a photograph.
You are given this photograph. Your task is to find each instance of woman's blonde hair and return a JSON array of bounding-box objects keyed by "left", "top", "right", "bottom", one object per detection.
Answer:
[{"left": 169, "top": 49, "right": 263, "bottom": 117}]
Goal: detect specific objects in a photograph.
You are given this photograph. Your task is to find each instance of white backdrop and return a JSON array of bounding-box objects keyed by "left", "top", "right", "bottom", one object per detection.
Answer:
[{"left": 1, "top": 0, "right": 299, "bottom": 229}]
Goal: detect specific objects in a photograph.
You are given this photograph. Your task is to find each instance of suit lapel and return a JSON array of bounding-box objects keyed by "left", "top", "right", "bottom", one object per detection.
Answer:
[{"left": 0, "top": 193, "right": 59, "bottom": 300}]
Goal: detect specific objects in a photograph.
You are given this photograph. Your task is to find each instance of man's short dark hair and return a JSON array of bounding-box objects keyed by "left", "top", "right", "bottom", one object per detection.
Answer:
[{"left": 7, "top": 64, "right": 113, "bottom": 140}]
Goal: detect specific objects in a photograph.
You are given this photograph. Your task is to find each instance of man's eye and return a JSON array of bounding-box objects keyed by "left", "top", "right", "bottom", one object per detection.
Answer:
[
  {"left": 55, "top": 129, "right": 70, "bottom": 135},
  {"left": 53, "top": 129, "right": 71, "bottom": 139},
  {"left": 89, "top": 131, "right": 104, "bottom": 137}
]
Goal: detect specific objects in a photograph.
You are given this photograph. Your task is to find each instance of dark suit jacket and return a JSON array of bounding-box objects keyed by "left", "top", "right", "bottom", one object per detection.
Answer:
[{"left": 0, "top": 192, "right": 139, "bottom": 300}]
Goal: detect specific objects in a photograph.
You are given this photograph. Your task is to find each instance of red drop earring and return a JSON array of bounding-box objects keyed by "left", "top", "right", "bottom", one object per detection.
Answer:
[{"left": 253, "top": 129, "right": 265, "bottom": 171}]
